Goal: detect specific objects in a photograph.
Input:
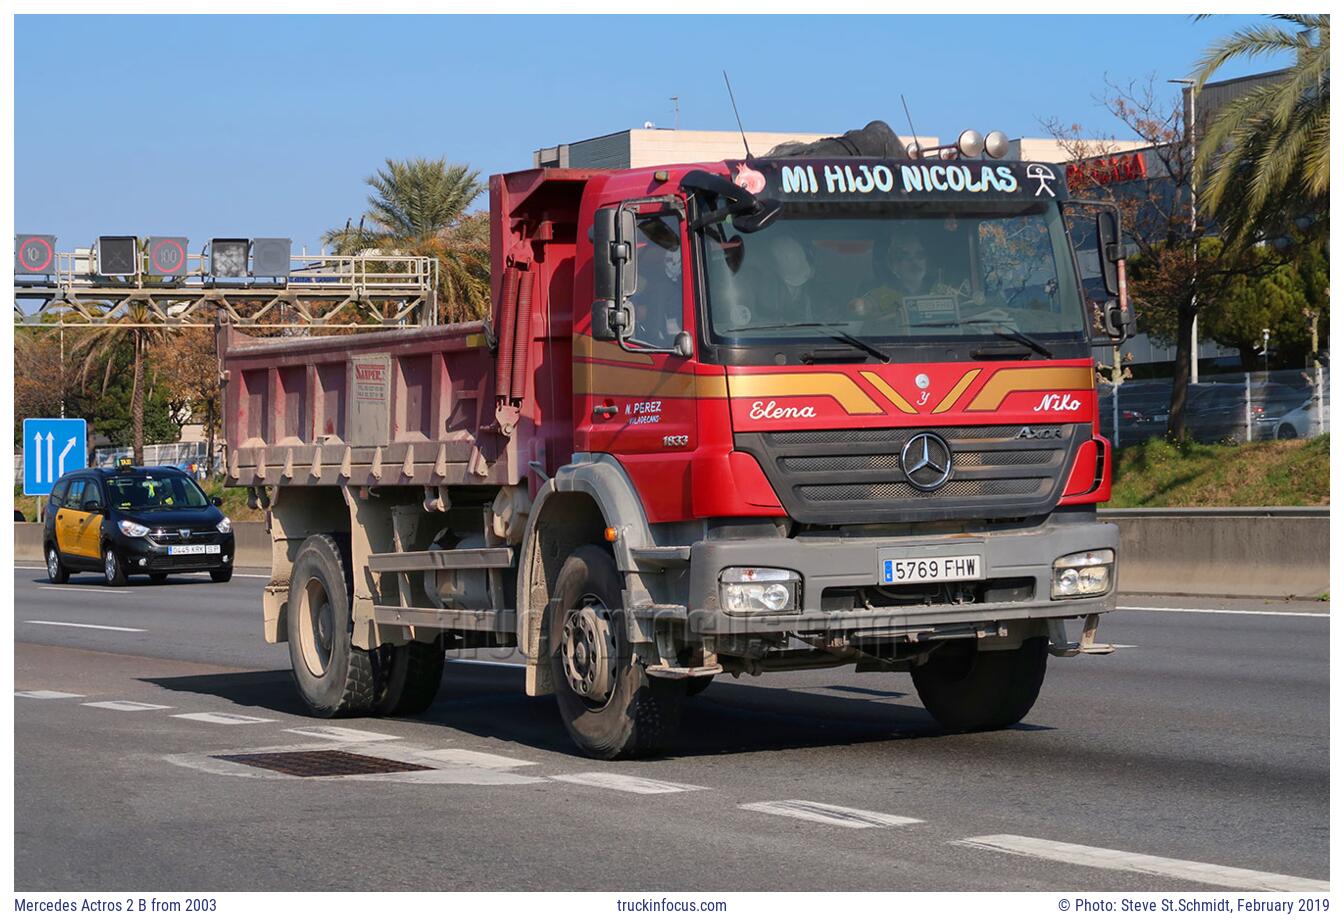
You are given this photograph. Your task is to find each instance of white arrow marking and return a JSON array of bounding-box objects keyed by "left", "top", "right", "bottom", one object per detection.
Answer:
[
  {"left": 33, "top": 432, "right": 43, "bottom": 483},
  {"left": 45, "top": 432, "right": 54, "bottom": 484},
  {"left": 57, "top": 437, "right": 77, "bottom": 479}
]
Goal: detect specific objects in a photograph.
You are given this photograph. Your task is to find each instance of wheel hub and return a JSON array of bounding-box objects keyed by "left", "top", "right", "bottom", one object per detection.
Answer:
[
  {"left": 47, "top": 549, "right": 59, "bottom": 579},
  {"left": 561, "top": 600, "right": 617, "bottom": 703},
  {"left": 104, "top": 551, "right": 116, "bottom": 581}
]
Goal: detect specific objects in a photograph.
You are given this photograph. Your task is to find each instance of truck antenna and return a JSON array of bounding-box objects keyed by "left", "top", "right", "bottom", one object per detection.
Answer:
[
  {"left": 723, "top": 71, "right": 753, "bottom": 159},
  {"left": 901, "top": 94, "right": 922, "bottom": 157}
]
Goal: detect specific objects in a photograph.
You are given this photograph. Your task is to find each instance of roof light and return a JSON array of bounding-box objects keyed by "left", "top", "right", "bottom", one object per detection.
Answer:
[
  {"left": 957, "top": 129, "right": 985, "bottom": 158},
  {"left": 984, "top": 130, "right": 1011, "bottom": 159}
]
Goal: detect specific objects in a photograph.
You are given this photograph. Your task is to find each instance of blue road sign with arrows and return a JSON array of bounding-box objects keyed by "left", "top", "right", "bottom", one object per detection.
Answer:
[{"left": 23, "top": 418, "right": 87, "bottom": 497}]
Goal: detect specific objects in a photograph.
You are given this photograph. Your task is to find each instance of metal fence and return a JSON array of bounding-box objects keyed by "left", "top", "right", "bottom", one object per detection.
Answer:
[
  {"left": 14, "top": 439, "right": 224, "bottom": 484},
  {"left": 1099, "top": 368, "right": 1330, "bottom": 448}
]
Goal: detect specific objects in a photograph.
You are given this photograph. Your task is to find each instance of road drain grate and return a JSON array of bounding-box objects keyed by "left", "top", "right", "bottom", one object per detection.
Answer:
[{"left": 213, "top": 749, "right": 435, "bottom": 777}]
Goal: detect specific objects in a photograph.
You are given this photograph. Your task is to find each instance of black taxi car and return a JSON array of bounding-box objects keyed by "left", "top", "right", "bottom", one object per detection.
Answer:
[{"left": 43, "top": 462, "right": 235, "bottom": 585}]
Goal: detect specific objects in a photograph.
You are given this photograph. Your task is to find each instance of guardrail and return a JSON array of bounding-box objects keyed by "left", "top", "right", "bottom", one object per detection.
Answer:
[{"left": 14, "top": 508, "right": 1330, "bottom": 600}]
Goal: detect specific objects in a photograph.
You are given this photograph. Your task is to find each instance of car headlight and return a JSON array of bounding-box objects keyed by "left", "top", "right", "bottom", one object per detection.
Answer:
[
  {"left": 216, "top": 516, "right": 232, "bottom": 534},
  {"left": 1052, "top": 549, "right": 1114, "bottom": 599},
  {"left": 118, "top": 520, "right": 150, "bottom": 538},
  {"left": 719, "top": 566, "right": 801, "bottom": 613}
]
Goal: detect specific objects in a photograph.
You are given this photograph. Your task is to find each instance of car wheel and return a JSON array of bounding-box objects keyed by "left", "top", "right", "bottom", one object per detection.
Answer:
[
  {"left": 46, "top": 546, "right": 69, "bottom": 584},
  {"left": 103, "top": 547, "right": 128, "bottom": 587},
  {"left": 1277, "top": 424, "right": 1297, "bottom": 440},
  {"left": 148, "top": 573, "right": 169, "bottom": 584},
  {"left": 210, "top": 567, "right": 233, "bottom": 583}
]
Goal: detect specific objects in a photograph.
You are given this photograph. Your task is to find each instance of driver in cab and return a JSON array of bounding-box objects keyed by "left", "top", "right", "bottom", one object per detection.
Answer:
[{"left": 851, "top": 227, "right": 954, "bottom": 333}]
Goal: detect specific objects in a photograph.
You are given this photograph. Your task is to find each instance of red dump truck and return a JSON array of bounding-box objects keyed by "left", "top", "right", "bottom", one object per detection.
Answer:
[{"left": 223, "top": 137, "right": 1133, "bottom": 759}]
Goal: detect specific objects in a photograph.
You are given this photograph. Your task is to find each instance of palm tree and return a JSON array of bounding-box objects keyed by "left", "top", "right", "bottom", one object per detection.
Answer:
[
  {"left": 68, "top": 304, "right": 175, "bottom": 465},
  {"left": 324, "top": 157, "right": 490, "bottom": 322},
  {"left": 1193, "top": 14, "right": 1329, "bottom": 248}
]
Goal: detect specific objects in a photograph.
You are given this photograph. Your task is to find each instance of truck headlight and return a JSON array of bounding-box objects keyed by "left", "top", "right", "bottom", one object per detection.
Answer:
[
  {"left": 216, "top": 516, "right": 232, "bottom": 534},
  {"left": 118, "top": 520, "right": 150, "bottom": 538},
  {"left": 719, "top": 566, "right": 801, "bottom": 613},
  {"left": 1052, "top": 549, "right": 1114, "bottom": 599}
]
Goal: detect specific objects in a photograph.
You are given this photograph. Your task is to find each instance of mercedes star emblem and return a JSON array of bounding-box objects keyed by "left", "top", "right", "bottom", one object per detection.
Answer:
[{"left": 900, "top": 432, "right": 954, "bottom": 491}]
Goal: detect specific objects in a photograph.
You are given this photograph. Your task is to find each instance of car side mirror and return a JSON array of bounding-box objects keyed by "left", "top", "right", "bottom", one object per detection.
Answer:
[{"left": 211, "top": 496, "right": 224, "bottom": 507}]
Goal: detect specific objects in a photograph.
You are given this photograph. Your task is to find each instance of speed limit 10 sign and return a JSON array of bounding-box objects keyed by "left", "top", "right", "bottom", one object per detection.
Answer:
[
  {"left": 15, "top": 235, "right": 56, "bottom": 274},
  {"left": 147, "top": 237, "right": 189, "bottom": 275}
]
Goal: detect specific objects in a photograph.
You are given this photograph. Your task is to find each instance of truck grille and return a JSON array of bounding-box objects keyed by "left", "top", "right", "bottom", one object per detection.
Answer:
[{"left": 735, "top": 424, "right": 1089, "bottom": 525}]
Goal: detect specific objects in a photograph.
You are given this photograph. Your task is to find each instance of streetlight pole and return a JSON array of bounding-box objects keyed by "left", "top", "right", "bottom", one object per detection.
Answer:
[{"left": 1170, "top": 78, "right": 1199, "bottom": 384}]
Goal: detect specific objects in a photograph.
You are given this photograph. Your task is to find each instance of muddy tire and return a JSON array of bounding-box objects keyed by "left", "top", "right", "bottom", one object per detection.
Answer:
[
  {"left": 374, "top": 639, "right": 445, "bottom": 716},
  {"left": 911, "top": 637, "right": 1049, "bottom": 733},
  {"left": 286, "top": 534, "right": 377, "bottom": 718},
  {"left": 548, "top": 545, "right": 684, "bottom": 759}
]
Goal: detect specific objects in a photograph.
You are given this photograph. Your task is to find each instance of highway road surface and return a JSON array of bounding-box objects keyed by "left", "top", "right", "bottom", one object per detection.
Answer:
[{"left": 13, "top": 563, "right": 1329, "bottom": 892}]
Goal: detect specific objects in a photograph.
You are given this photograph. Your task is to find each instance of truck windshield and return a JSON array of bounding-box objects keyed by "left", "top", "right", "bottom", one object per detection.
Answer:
[{"left": 700, "top": 202, "right": 1088, "bottom": 350}]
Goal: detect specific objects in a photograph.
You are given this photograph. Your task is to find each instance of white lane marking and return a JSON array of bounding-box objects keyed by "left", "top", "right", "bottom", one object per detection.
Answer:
[
  {"left": 15, "top": 690, "right": 86, "bottom": 699},
  {"left": 171, "top": 712, "right": 275, "bottom": 725},
  {"left": 24, "top": 620, "right": 146, "bottom": 633},
  {"left": 284, "top": 726, "right": 400, "bottom": 743},
  {"left": 954, "top": 834, "right": 1329, "bottom": 892},
  {"left": 740, "top": 800, "right": 924, "bottom": 829},
  {"left": 445, "top": 659, "right": 527, "bottom": 669},
  {"left": 550, "top": 772, "right": 708, "bottom": 795},
  {"left": 422, "top": 748, "right": 537, "bottom": 770},
  {"left": 82, "top": 700, "right": 173, "bottom": 712},
  {"left": 1119, "top": 606, "right": 1328, "bottom": 619},
  {"left": 35, "top": 585, "right": 133, "bottom": 595}
]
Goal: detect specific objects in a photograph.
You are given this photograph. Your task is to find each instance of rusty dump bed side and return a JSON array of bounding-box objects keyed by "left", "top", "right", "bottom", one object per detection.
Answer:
[{"left": 221, "top": 322, "right": 531, "bottom": 489}]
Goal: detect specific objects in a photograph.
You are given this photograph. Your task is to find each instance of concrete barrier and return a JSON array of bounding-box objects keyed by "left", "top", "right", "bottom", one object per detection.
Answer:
[{"left": 14, "top": 509, "right": 1331, "bottom": 598}]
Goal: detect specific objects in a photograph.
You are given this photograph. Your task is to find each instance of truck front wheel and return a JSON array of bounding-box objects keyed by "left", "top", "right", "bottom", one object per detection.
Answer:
[
  {"left": 548, "top": 545, "right": 684, "bottom": 759},
  {"left": 911, "top": 637, "right": 1049, "bottom": 733},
  {"left": 287, "top": 534, "right": 377, "bottom": 718},
  {"left": 374, "top": 639, "right": 445, "bottom": 716}
]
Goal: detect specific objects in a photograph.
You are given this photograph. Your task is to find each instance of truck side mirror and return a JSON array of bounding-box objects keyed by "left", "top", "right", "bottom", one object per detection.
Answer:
[
  {"left": 591, "top": 207, "right": 617, "bottom": 340},
  {"left": 1097, "top": 210, "right": 1122, "bottom": 297}
]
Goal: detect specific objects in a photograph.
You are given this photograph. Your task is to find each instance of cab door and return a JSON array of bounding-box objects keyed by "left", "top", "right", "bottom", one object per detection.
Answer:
[
  {"left": 55, "top": 479, "right": 88, "bottom": 560},
  {"left": 73, "top": 478, "right": 106, "bottom": 558}
]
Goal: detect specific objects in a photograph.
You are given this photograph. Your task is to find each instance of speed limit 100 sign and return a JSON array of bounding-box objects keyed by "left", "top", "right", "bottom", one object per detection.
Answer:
[{"left": 15, "top": 235, "right": 56, "bottom": 274}]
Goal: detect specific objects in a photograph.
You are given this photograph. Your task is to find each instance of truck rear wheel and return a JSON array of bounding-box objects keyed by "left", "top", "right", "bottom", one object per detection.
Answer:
[
  {"left": 287, "top": 534, "right": 377, "bottom": 718},
  {"left": 911, "top": 637, "right": 1048, "bottom": 733},
  {"left": 374, "top": 639, "right": 445, "bottom": 716},
  {"left": 548, "top": 545, "right": 684, "bottom": 759}
]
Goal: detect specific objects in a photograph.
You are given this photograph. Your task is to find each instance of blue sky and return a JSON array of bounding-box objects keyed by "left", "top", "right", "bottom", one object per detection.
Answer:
[{"left": 15, "top": 14, "right": 1293, "bottom": 255}]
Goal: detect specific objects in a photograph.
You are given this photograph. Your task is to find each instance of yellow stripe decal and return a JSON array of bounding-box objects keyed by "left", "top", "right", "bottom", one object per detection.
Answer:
[
  {"left": 728, "top": 373, "right": 883, "bottom": 415},
  {"left": 573, "top": 335, "right": 656, "bottom": 365},
  {"left": 859, "top": 372, "right": 917, "bottom": 414},
  {"left": 965, "top": 366, "right": 1095, "bottom": 411},
  {"left": 931, "top": 369, "right": 982, "bottom": 414}
]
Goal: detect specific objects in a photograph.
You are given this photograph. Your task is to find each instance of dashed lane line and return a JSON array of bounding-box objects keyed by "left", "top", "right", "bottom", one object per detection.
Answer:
[
  {"left": 421, "top": 748, "right": 537, "bottom": 770},
  {"left": 15, "top": 690, "right": 86, "bottom": 699},
  {"left": 34, "top": 585, "right": 133, "bottom": 595},
  {"left": 954, "top": 834, "right": 1329, "bottom": 892},
  {"left": 24, "top": 620, "right": 146, "bottom": 633},
  {"left": 1118, "top": 606, "right": 1328, "bottom": 619},
  {"left": 171, "top": 712, "right": 275, "bottom": 725},
  {"left": 81, "top": 701, "right": 173, "bottom": 712},
  {"left": 551, "top": 772, "right": 709, "bottom": 794},
  {"left": 740, "top": 800, "right": 924, "bottom": 829},
  {"left": 284, "top": 726, "right": 401, "bottom": 743}
]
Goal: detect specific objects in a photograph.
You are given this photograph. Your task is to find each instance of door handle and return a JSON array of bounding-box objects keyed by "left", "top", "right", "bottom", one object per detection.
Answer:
[{"left": 592, "top": 405, "right": 619, "bottom": 421}]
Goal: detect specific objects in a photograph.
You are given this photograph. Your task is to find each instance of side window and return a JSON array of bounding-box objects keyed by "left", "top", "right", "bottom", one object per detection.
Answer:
[
  {"left": 85, "top": 479, "right": 104, "bottom": 508},
  {"left": 628, "top": 211, "right": 683, "bottom": 349},
  {"left": 62, "top": 479, "right": 86, "bottom": 510},
  {"left": 49, "top": 479, "right": 70, "bottom": 507}
]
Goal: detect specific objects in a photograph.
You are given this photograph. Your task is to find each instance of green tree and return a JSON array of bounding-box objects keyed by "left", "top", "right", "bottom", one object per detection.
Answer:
[
  {"left": 1194, "top": 14, "right": 1329, "bottom": 248},
  {"left": 76, "top": 338, "right": 180, "bottom": 450},
  {"left": 67, "top": 304, "right": 177, "bottom": 464},
  {"left": 324, "top": 157, "right": 490, "bottom": 322}
]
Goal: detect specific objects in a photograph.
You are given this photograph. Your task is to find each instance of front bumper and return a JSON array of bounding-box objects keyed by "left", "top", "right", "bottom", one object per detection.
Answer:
[
  {"left": 681, "top": 518, "right": 1118, "bottom": 636},
  {"left": 111, "top": 533, "right": 237, "bottom": 572}
]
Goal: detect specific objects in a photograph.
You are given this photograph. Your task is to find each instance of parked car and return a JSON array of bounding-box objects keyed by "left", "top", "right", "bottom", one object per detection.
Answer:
[
  {"left": 1275, "top": 394, "right": 1330, "bottom": 439},
  {"left": 42, "top": 462, "right": 235, "bottom": 586}
]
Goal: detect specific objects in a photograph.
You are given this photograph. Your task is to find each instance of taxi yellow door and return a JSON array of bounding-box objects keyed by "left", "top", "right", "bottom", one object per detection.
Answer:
[
  {"left": 73, "top": 478, "right": 105, "bottom": 558},
  {"left": 54, "top": 479, "right": 87, "bottom": 559}
]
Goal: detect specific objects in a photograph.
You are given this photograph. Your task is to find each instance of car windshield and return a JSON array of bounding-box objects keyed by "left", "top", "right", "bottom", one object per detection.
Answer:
[
  {"left": 107, "top": 473, "right": 209, "bottom": 512},
  {"left": 700, "top": 202, "right": 1088, "bottom": 346}
]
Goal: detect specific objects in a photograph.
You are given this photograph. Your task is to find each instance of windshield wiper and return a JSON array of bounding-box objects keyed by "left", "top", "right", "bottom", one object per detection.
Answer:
[
  {"left": 722, "top": 322, "right": 890, "bottom": 363},
  {"left": 912, "top": 319, "right": 1054, "bottom": 359}
]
